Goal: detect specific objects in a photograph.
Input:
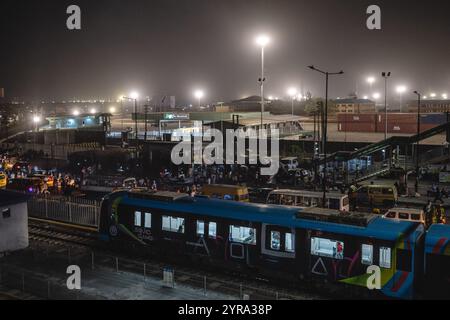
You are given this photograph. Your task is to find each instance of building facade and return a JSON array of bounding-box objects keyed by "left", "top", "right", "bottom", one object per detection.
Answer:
[{"left": 335, "top": 98, "right": 376, "bottom": 113}]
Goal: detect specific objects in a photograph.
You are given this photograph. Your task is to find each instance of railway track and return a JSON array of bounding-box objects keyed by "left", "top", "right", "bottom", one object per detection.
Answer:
[{"left": 26, "top": 219, "right": 326, "bottom": 300}]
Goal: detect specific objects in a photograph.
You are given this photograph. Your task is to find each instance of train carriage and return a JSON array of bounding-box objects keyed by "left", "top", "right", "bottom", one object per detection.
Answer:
[
  {"left": 99, "top": 190, "right": 426, "bottom": 299},
  {"left": 424, "top": 224, "right": 450, "bottom": 298}
]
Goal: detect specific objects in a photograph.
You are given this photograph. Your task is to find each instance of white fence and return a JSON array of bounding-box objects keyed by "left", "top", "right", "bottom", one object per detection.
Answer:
[{"left": 28, "top": 195, "right": 100, "bottom": 227}]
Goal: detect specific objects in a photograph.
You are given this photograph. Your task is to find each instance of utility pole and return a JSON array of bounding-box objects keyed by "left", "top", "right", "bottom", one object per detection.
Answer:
[
  {"left": 144, "top": 103, "right": 150, "bottom": 141},
  {"left": 309, "top": 65, "right": 344, "bottom": 207},
  {"left": 413, "top": 91, "right": 421, "bottom": 193}
]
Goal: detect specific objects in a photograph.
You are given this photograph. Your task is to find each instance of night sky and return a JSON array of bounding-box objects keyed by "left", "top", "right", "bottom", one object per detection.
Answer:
[{"left": 1, "top": 0, "right": 450, "bottom": 104}]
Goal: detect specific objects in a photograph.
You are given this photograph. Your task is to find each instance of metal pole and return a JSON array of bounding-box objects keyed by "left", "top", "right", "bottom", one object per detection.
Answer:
[
  {"left": 384, "top": 76, "right": 388, "bottom": 140},
  {"left": 121, "top": 99, "right": 124, "bottom": 132},
  {"left": 203, "top": 276, "right": 207, "bottom": 296},
  {"left": 91, "top": 252, "right": 95, "bottom": 270},
  {"left": 116, "top": 257, "right": 119, "bottom": 273},
  {"left": 291, "top": 98, "right": 294, "bottom": 117},
  {"left": 260, "top": 46, "right": 265, "bottom": 129},
  {"left": 134, "top": 99, "right": 138, "bottom": 141},
  {"left": 415, "top": 92, "right": 421, "bottom": 192},
  {"left": 323, "top": 72, "right": 329, "bottom": 206}
]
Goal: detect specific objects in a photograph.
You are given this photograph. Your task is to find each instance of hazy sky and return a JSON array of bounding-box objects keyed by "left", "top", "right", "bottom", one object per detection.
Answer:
[{"left": 1, "top": 0, "right": 450, "bottom": 104}]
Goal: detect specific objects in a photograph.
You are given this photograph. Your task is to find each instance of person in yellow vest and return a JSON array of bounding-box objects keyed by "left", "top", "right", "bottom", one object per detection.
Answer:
[
  {"left": 432, "top": 206, "right": 439, "bottom": 225},
  {"left": 438, "top": 205, "right": 447, "bottom": 224}
]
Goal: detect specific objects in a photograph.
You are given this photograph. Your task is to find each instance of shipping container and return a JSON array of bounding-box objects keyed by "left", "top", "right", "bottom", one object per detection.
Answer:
[
  {"left": 338, "top": 122, "right": 376, "bottom": 132},
  {"left": 420, "top": 113, "right": 446, "bottom": 125}
]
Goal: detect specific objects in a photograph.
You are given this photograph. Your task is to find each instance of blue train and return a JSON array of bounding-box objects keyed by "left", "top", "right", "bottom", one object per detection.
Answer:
[{"left": 99, "top": 190, "right": 450, "bottom": 299}]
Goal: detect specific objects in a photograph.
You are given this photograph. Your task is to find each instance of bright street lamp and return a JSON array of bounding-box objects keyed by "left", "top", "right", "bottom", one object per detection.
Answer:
[
  {"left": 367, "top": 76, "right": 376, "bottom": 90},
  {"left": 430, "top": 93, "right": 436, "bottom": 98},
  {"left": 194, "top": 90, "right": 204, "bottom": 107},
  {"left": 287, "top": 87, "right": 298, "bottom": 116},
  {"left": 33, "top": 116, "right": 41, "bottom": 123},
  {"left": 73, "top": 110, "right": 80, "bottom": 116},
  {"left": 109, "top": 106, "right": 116, "bottom": 113},
  {"left": 442, "top": 93, "right": 448, "bottom": 99},
  {"left": 372, "top": 92, "right": 381, "bottom": 100},
  {"left": 130, "top": 91, "right": 139, "bottom": 100},
  {"left": 396, "top": 85, "right": 407, "bottom": 112},
  {"left": 255, "top": 35, "right": 270, "bottom": 47},
  {"left": 90, "top": 108, "right": 97, "bottom": 114}
]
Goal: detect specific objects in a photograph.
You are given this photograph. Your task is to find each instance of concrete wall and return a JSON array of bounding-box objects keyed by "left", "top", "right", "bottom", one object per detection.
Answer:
[{"left": 0, "top": 202, "right": 29, "bottom": 253}]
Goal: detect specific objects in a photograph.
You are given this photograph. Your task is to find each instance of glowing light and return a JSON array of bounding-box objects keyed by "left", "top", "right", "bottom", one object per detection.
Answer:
[
  {"left": 130, "top": 91, "right": 139, "bottom": 100},
  {"left": 109, "top": 106, "right": 116, "bottom": 113},
  {"left": 367, "top": 77, "right": 376, "bottom": 85},
  {"left": 363, "top": 95, "right": 369, "bottom": 99},
  {"left": 90, "top": 108, "right": 97, "bottom": 114},
  {"left": 255, "top": 34, "right": 270, "bottom": 47},
  {"left": 33, "top": 116, "right": 41, "bottom": 123},
  {"left": 73, "top": 110, "right": 80, "bottom": 116},
  {"left": 372, "top": 92, "right": 381, "bottom": 100},
  {"left": 396, "top": 85, "right": 407, "bottom": 94},
  {"left": 194, "top": 90, "right": 204, "bottom": 99},
  {"left": 287, "top": 87, "right": 298, "bottom": 97}
]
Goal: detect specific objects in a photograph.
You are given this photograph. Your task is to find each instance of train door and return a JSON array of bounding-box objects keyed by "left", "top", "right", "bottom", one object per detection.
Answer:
[
  {"left": 228, "top": 224, "right": 258, "bottom": 267},
  {"left": 260, "top": 224, "right": 296, "bottom": 272}
]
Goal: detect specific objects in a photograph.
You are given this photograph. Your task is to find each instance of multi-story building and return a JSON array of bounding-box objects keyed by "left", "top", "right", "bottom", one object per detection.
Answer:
[
  {"left": 335, "top": 98, "right": 376, "bottom": 113},
  {"left": 407, "top": 99, "right": 450, "bottom": 113}
]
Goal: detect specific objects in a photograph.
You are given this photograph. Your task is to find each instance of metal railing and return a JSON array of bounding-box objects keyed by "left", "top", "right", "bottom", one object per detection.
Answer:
[{"left": 28, "top": 194, "right": 100, "bottom": 227}]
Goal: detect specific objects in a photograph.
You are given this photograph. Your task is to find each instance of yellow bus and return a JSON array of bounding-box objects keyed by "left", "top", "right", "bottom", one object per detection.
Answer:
[
  {"left": 201, "top": 184, "right": 249, "bottom": 202},
  {"left": 350, "top": 184, "right": 398, "bottom": 207}
]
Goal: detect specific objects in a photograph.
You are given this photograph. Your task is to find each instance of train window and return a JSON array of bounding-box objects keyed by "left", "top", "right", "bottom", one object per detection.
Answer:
[
  {"left": 399, "top": 213, "right": 409, "bottom": 220},
  {"left": 270, "top": 231, "right": 281, "bottom": 250},
  {"left": 396, "top": 249, "right": 412, "bottom": 272},
  {"left": 385, "top": 212, "right": 396, "bottom": 218},
  {"left": 144, "top": 213, "right": 152, "bottom": 228},
  {"left": 162, "top": 216, "right": 185, "bottom": 233},
  {"left": 361, "top": 244, "right": 373, "bottom": 265},
  {"left": 229, "top": 225, "right": 256, "bottom": 245},
  {"left": 411, "top": 214, "right": 421, "bottom": 221},
  {"left": 208, "top": 222, "right": 217, "bottom": 238},
  {"left": 311, "top": 237, "right": 344, "bottom": 260},
  {"left": 379, "top": 247, "right": 391, "bottom": 269},
  {"left": 134, "top": 211, "right": 142, "bottom": 227},
  {"left": 285, "top": 233, "right": 294, "bottom": 252},
  {"left": 197, "top": 221, "right": 205, "bottom": 236}
]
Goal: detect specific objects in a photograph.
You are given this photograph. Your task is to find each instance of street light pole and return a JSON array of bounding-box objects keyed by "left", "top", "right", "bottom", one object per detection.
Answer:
[
  {"left": 255, "top": 35, "right": 269, "bottom": 130},
  {"left": 382, "top": 72, "right": 391, "bottom": 141},
  {"left": 260, "top": 45, "right": 265, "bottom": 129},
  {"left": 413, "top": 90, "right": 421, "bottom": 193},
  {"left": 308, "top": 65, "right": 344, "bottom": 207}
]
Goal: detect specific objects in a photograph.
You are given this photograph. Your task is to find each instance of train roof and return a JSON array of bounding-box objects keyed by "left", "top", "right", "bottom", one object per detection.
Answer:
[
  {"left": 110, "top": 191, "right": 416, "bottom": 241},
  {"left": 268, "top": 189, "right": 346, "bottom": 198}
]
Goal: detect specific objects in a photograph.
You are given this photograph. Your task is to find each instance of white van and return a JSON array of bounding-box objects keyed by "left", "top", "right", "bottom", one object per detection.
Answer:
[{"left": 383, "top": 207, "right": 425, "bottom": 224}]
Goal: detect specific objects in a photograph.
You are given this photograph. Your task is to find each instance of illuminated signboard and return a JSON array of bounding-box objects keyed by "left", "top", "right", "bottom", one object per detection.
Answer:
[{"left": 163, "top": 113, "right": 190, "bottom": 120}]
